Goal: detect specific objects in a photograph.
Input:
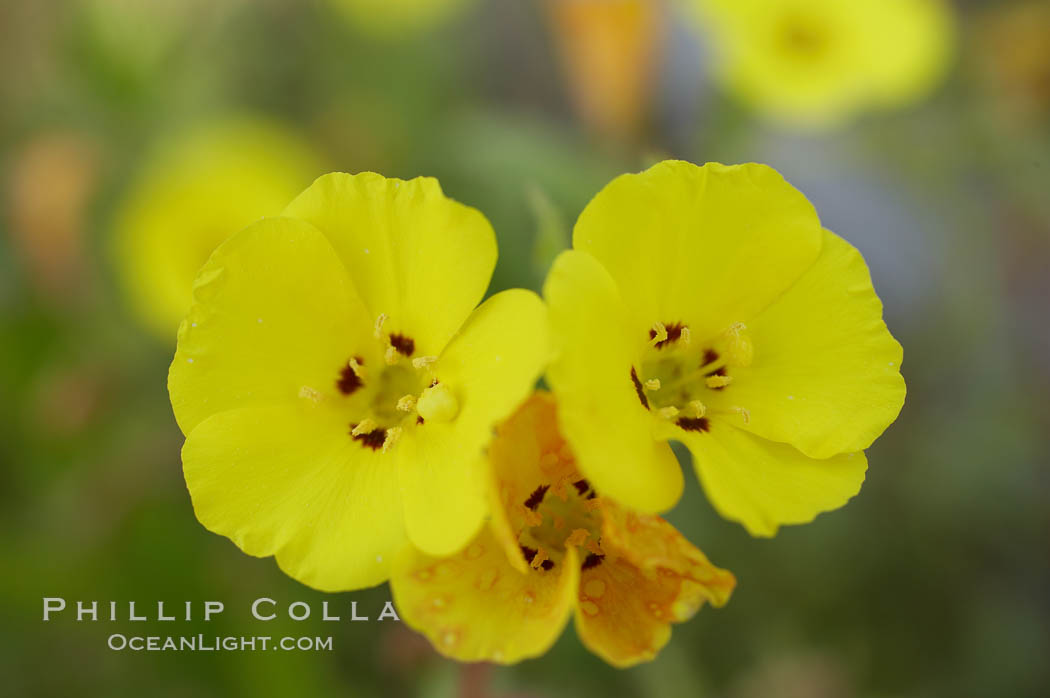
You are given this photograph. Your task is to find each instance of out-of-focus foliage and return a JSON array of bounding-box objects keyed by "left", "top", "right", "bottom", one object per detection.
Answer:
[{"left": 1, "top": 0, "right": 1048, "bottom": 696}]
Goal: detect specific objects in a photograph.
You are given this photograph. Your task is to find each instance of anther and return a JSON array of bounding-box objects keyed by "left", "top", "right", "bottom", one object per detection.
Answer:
[
  {"left": 723, "top": 322, "right": 754, "bottom": 367},
  {"left": 649, "top": 321, "right": 668, "bottom": 346},
  {"left": 706, "top": 374, "right": 733, "bottom": 389},
  {"left": 351, "top": 419, "right": 378, "bottom": 436},
  {"left": 373, "top": 313, "right": 387, "bottom": 339},
  {"left": 298, "top": 386, "right": 322, "bottom": 403},
  {"left": 564, "top": 529, "right": 590, "bottom": 548},
  {"left": 412, "top": 355, "right": 438, "bottom": 370},
  {"left": 656, "top": 406, "right": 679, "bottom": 419},
  {"left": 396, "top": 394, "right": 417, "bottom": 412},
  {"left": 384, "top": 345, "right": 399, "bottom": 365},
  {"left": 681, "top": 326, "right": 692, "bottom": 346},
  {"left": 523, "top": 508, "right": 543, "bottom": 527},
  {"left": 529, "top": 547, "right": 550, "bottom": 570},
  {"left": 348, "top": 357, "right": 365, "bottom": 378},
  {"left": 644, "top": 378, "right": 661, "bottom": 391},
  {"left": 382, "top": 427, "right": 402, "bottom": 453},
  {"left": 586, "top": 539, "right": 605, "bottom": 556},
  {"left": 583, "top": 497, "right": 603, "bottom": 512},
  {"left": 730, "top": 406, "right": 751, "bottom": 424},
  {"left": 688, "top": 400, "right": 706, "bottom": 418}
]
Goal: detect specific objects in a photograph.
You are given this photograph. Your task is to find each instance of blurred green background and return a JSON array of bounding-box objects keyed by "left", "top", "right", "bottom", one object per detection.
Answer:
[{"left": 1, "top": 0, "right": 1048, "bottom": 696}]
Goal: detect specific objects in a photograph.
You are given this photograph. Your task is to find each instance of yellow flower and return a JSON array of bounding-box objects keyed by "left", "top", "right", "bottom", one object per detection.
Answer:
[
  {"left": 391, "top": 392, "right": 734, "bottom": 666},
  {"left": 689, "top": 0, "right": 954, "bottom": 127},
  {"left": 168, "top": 172, "right": 549, "bottom": 591},
  {"left": 113, "top": 117, "right": 321, "bottom": 338},
  {"left": 543, "top": 160, "right": 905, "bottom": 536}
]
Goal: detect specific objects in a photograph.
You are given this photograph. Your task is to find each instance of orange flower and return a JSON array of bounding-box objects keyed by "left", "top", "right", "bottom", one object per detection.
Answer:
[{"left": 390, "top": 392, "right": 735, "bottom": 666}]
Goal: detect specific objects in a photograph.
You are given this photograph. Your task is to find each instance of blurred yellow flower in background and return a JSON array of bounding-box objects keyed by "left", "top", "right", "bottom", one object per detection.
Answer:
[
  {"left": 391, "top": 392, "right": 734, "bottom": 666},
  {"left": 689, "top": 0, "right": 954, "bottom": 127},
  {"left": 544, "top": 160, "right": 905, "bottom": 536},
  {"left": 328, "top": 0, "right": 475, "bottom": 37},
  {"left": 169, "top": 172, "right": 549, "bottom": 591},
  {"left": 112, "top": 117, "right": 321, "bottom": 338}
]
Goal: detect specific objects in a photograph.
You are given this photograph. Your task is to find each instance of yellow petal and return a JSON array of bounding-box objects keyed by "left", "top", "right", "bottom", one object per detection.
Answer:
[
  {"left": 282, "top": 172, "right": 497, "bottom": 357},
  {"left": 572, "top": 161, "right": 823, "bottom": 342},
  {"left": 706, "top": 230, "right": 905, "bottom": 458},
  {"left": 544, "top": 249, "right": 683, "bottom": 513},
  {"left": 169, "top": 216, "right": 373, "bottom": 435},
  {"left": 574, "top": 514, "right": 734, "bottom": 668},
  {"left": 113, "top": 117, "right": 320, "bottom": 337},
  {"left": 398, "top": 289, "right": 549, "bottom": 556},
  {"left": 181, "top": 404, "right": 405, "bottom": 591},
  {"left": 390, "top": 527, "right": 579, "bottom": 664},
  {"left": 680, "top": 422, "right": 867, "bottom": 537}
]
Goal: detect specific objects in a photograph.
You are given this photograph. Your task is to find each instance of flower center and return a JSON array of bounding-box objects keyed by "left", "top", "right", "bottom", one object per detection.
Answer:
[
  {"left": 515, "top": 469, "right": 605, "bottom": 573},
  {"left": 631, "top": 321, "right": 754, "bottom": 432},
  {"left": 319, "top": 313, "right": 456, "bottom": 453},
  {"left": 775, "top": 13, "right": 832, "bottom": 62}
]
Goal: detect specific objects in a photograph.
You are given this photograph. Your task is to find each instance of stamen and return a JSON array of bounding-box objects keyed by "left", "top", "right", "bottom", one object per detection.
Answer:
[
  {"left": 384, "top": 345, "right": 399, "bottom": 365},
  {"left": 586, "top": 538, "right": 605, "bottom": 556},
  {"left": 298, "top": 386, "right": 322, "bottom": 403},
  {"left": 688, "top": 400, "right": 707, "bottom": 418},
  {"left": 706, "top": 374, "right": 733, "bottom": 389},
  {"left": 396, "top": 394, "right": 417, "bottom": 412},
  {"left": 649, "top": 321, "right": 668, "bottom": 346},
  {"left": 373, "top": 313, "right": 387, "bottom": 339},
  {"left": 583, "top": 497, "right": 603, "bottom": 512},
  {"left": 529, "top": 547, "right": 550, "bottom": 570},
  {"left": 564, "top": 528, "right": 590, "bottom": 548},
  {"left": 381, "top": 427, "right": 402, "bottom": 453},
  {"left": 681, "top": 326, "right": 692, "bottom": 346},
  {"left": 656, "top": 406, "right": 679, "bottom": 420},
  {"left": 729, "top": 406, "right": 751, "bottom": 424},
  {"left": 723, "top": 322, "right": 753, "bottom": 367},
  {"left": 644, "top": 378, "right": 661, "bottom": 391},
  {"left": 351, "top": 419, "right": 378, "bottom": 436},
  {"left": 522, "top": 507, "right": 543, "bottom": 527},
  {"left": 336, "top": 357, "right": 366, "bottom": 395},
  {"left": 411, "top": 355, "right": 438, "bottom": 370}
]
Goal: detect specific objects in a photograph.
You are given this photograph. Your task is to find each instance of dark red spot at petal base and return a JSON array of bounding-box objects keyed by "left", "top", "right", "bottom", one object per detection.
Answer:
[
  {"left": 389, "top": 333, "right": 414, "bottom": 357},
  {"left": 416, "top": 415, "right": 425, "bottom": 425},
  {"left": 572, "top": 479, "right": 590, "bottom": 496},
  {"left": 349, "top": 424, "right": 386, "bottom": 450},
  {"left": 581, "top": 553, "right": 605, "bottom": 570},
  {"left": 336, "top": 356, "right": 365, "bottom": 395},
  {"left": 676, "top": 416, "right": 710, "bottom": 433},
  {"left": 524, "top": 484, "right": 549, "bottom": 510},
  {"left": 702, "top": 348, "right": 720, "bottom": 366},
  {"left": 540, "top": 559, "right": 555, "bottom": 571},
  {"left": 649, "top": 322, "right": 685, "bottom": 349},
  {"left": 630, "top": 367, "right": 649, "bottom": 410},
  {"left": 520, "top": 545, "right": 538, "bottom": 564}
]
